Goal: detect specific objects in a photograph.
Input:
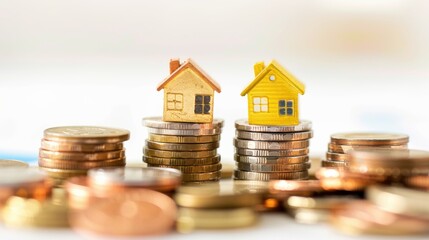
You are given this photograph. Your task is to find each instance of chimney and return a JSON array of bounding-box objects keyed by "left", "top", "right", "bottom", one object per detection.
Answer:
[
  {"left": 170, "top": 58, "right": 181, "bottom": 74},
  {"left": 254, "top": 62, "right": 265, "bottom": 76}
]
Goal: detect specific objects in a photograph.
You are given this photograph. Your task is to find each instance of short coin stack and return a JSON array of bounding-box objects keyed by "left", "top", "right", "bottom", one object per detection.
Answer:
[
  {"left": 142, "top": 117, "right": 223, "bottom": 182},
  {"left": 233, "top": 119, "right": 313, "bottom": 181},
  {"left": 323, "top": 132, "right": 409, "bottom": 168},
  {"left": 38, "top": 126, "right": 129, "bottom": 183}
]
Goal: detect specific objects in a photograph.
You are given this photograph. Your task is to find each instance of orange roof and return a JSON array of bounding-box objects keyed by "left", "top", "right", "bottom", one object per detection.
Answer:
[{"left": 157, "top": 59, "right": 221, "bottom": 93}]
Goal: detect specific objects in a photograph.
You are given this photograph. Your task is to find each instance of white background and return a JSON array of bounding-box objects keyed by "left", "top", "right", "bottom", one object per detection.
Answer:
[{"left": 1, "top": 1, "right": 429, "bottom": 239}]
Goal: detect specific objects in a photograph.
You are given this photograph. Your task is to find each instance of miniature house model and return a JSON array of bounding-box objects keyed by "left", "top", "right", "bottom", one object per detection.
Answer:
[
  {"left": 157, "top": 59, "right": 221, "bottom": 123},
  {"left": 241, "top": 60, "right": 305, "bottom": 126}
]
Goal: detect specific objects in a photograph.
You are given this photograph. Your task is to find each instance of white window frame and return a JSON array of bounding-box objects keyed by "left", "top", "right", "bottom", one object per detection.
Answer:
[{"left": 253, "top": 97, "right": 268, "bottom": 113}]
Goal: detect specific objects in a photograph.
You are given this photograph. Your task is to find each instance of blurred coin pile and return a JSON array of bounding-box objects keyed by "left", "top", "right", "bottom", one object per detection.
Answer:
[
  {"left": 175, "top": 181, "right": 263, "bottom": 233},
  {"left": 38, "top": 126, "right": 129, "bottom": 183},
  {"left": 142, "top": 117, "right": 223, "bottom": 182},
  {"left": 233, "top": 119, "right": 312, "bottom": 181},
  {"left": 323, "top": 132, "right": 408, "bottom": 168},
  {"left": 66, "top": 167, "right": 181, "bottom": 236}
]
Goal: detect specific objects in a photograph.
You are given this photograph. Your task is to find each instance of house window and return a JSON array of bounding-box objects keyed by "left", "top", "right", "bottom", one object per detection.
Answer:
[
  {"left": 194, "top": 95, "right": 211, "bottom": 114},
  {"left": 167, "top": 93, "right": 183, "bottom": 111},
  {"left": 279, "top": 100, "right": 294, "bottom": 116},
  {"left": 253, "top": 97, "right": 268, "bottom": 113}
]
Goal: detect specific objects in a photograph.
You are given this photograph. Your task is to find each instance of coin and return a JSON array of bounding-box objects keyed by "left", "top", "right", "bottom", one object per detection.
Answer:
[
  {"left": 330, "top": 132, "right": 409, "bottom": 146},
  {"left": 148, "top": 163, "right": 222, "bottom": 174},
  {"left": 321, "top": 159, "right": 346, "bottom": 168},
  {"left": 0, "top": 167, "right": 47, "bottom": 187},
  {"left": 143, "top": 117, "right": 224, "bottom": 130},
  {"left": 181, "top": 171, "right": 221, "bottom": 182},
  {"left": 0, "top": 159, "right": 29, "bottom": 168},
  {"left": 234, "top": 139, "right": 310, "bottom": 150},
  {"left": 326, "top": 152, "right": 347, "bottom": 161},
  {"left": 236, "top": 130, "right": 313, "bottom": 141},
  {"left": 175, "top": 181, "right": 263, "bottom": 208},
  {"left": 38, "top": 157, "right": 126, "bottom": 170},
  {"left": 235, "top": 148, "right": 309, "bottom": 157},
  {"left": 269, "top": 180, "right": 322, "bottom": 193},
  {"left": 234, "top": 154, "right": 309, "bottom": 164},
  {"left": 177, "top": 207, "right": 258, "bottom": 233},
  {"left": 44, "top": 126, "right": 130, "bottom": 144},
  {"left": 69, "top": 189, "right": 177, "bottom": 236},
  {"left": 236, "top": 162, "right": 310, "bottom": 172},
  {"left": 288, "top": 208, "right": 330, "bottom": 224},
  {"left": 316, "top": 167, "right": 376, "bottom": 191},
  {"left": 235, "top": 119, "right": 312, "bottom": 132},
  {"left": 39, "top": 149, "right": 125, "bottom": 161},
  {"left": 286, "top": 196, "right": 360, "bottom": 210},
  {"left": 148, "top": 134, "right": 221, "bottom": 143},
  {"left": 143, "top": 155, "right": 221, "bottom": 166},
  {"left": 39, "top": 167, "right": 88, "bottom": 178},
  {"left": 41, "top": 140, "right": 123, "bottom": 153},
  {"left": 144, "top": 148, "right": 217, "bottom": 159},
  {"left": 221, "top": 163, "right": 234, "bottom": 179},
  {"left": 88, "top": 167, "right": 182, "bottom": 192},
  {"left": 147, "top": 127, "right": 221, "bottom": 136},
  {"left": 404, "top": 175, "right": 429, "bottom": 190},
  {"left": 145, "top": 140, "right": 219, "bottom": 151},
  {"left": 328, "top": 143, "right": 408, "bottom": 154},
  {"left": 233, "top": 170, "right": 309, "bottom": 181}
]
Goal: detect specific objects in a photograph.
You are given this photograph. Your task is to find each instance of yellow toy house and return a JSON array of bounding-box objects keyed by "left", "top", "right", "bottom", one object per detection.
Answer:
[
  {"left": 241, "top": 60, "right": 305, "bottom": 126},
  {"left": 157, "top": 58, "right": 221, "bottom": 123}
]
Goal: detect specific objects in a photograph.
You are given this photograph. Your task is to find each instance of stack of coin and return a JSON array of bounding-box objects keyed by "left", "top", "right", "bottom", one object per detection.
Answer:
[
  {"left": 175, "top": 181, "right": 263, "bottom": 233},
  {"left": 142, "top": 117, "right": 223, "bottom": 182},
  {"left": 233, "top": 119, "right": 313, "bottom": 181},
  {"left": 38, "top": 126, "right": 130, "bottom": 183},
  {"left": 323, "top": 132, "right": 409, "bottom": 168}
]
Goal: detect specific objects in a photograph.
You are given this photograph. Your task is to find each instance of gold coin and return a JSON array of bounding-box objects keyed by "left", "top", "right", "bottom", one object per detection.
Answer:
[
  {"left": 233, "top": 170, "right": 309, "bottom": 181},
  {"left": 147, "top": 127, "right": 221, "bottom": 136},
  {"left": 235, "top": 148, "right": 309, "bottom": 157},
  {"left": 181, "top": 171, "right": 221, "bottom": 182},
  {"left": 234, "top": 154, "right": 309, "bottom": 164},
  {"left": 0, "top": 159, "right": 29, "bottom": 168},
  {"left": 326, "top": 152, "right": 347, "bottom": 161},
  {"left": 233, "top": 139, "right": 310, "bottom": 150},
  {"left": 41, "top": 140, "right": 123, "bottom": 152},
  {"left": 328, "top": 143, "right": 408, "bottom": 154},
  {"left": 39, "top": 167, "right": 87, "bottom": 178},
  {"left": 148, "top": 134, "right": 221, "bottom": 143},
  {"left": 38, "top": 157, "right": 126, "bottom": 170},
  {"left": 145, "top": 140, "right": 219, "bottom": 151},
  {"left": 144, "top": 148, "right": 217, "bottom": 159},
  {"left": 175, "top": 181, "right": 263, "bottom": 208},
  {"left": 321, "top": 159, "right": 347, "bottom": 168},
  {"left": 44, "top": 126, "right": 130, "bottom": 144},
  {"left": 148, "top": 163, "right": 222, "bottom": 174},
  {"left": 236, "top": 162, "right": 310, "bottom": 173},
  {"left": 39, "top": 149, "right": 125, "bottom": 161},
  {"left": 330, "top": 132, "right": 409, "bottom": 146},
  {"left": 143, "top": 155, "right": 221, "bottom": 166},
  {"left": 286, "top": 196, "right": 360, "bottom": 210},
  {"left": 177, "top": 207, "right": 258, "bottom": 233}
]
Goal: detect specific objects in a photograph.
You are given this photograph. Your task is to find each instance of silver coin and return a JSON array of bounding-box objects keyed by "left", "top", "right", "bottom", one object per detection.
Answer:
[
  {"left": 143, "top": 155, "right": 221, "bottom": 166},
  {"left": 146, "top": 127, "right": 222, "bottom": 136},
  {"left": 145, "top": 140, "right": 219, "bottom": 151},
  {"left": 233, "top": 138, "right": 309, "bottom": 150},
  {"left": 0, "top": 167, "right": 46, "bottom": 187},
  {"left": 236, "top": 162, "right": 311, "bottom": 173},
  {"left": 88, "top": 167, "right": 182, "bottom": 187},
  {"left": 142, "top": 116, "right": 224, "bottom": 130},
  {"left": 233, "top": 170, "right": 309, "bottom": 181},
  {"left": 236, "top": 130, "right": 313, "bottom": 141},
  {"left": 235, "top": 148, "right": 309, "bottom": 157},
  {"left": 234, "top": 154, "right": 309, "bottom": 164},
  {"left": 235, "top": 119, "right": 312, "bottom": 133}
]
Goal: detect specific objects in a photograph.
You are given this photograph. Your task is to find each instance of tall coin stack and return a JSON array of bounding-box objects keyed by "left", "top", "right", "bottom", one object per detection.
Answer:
[
  {"left": 38, "top": 126, "right": 130, "bottom": 183},
  {"left": 233, "top": 119, "right": 313, "bottom": 181},
  {"left": 142, "top": 117, "right": 223, "bottom": 182},
  {"left": 323, "top": 132, "right": 409, "bottom": 168}
]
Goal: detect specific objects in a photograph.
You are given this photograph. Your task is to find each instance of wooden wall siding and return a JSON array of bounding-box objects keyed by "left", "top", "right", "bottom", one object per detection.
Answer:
[
  {"left": 247, "top": 69, "right": 300, "bottom": 126},
  {"left": 163, "top": 68, "right": 214, "bottom": 123}
]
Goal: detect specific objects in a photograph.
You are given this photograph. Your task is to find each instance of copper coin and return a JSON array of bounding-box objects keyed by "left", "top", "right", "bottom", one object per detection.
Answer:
[
  {"left": 330, "top": 132, "right": 409, "bottom": 146},
  {"left": 328, "top": 143, "right": 407, "bottom": 154},
  {"left": 321, "top": 159, "right": 347, "bottom": 168},
  {"left": 39, "top": 167, "right": 88, "bottom": 178},
  {"left": 41, "top": 140, "right": 123, "bottom": 152},
  {"left": 143, "top": 155, "right": 221, "bottom": 166},
  {"left": 38, "top": 157, "right": 126, "bottom": 170},
  {"left": 148, "top": 163, "right": 222, "bottom": 174},
  {"left": 145, "top": 140, "right": 219, "bottom": 151},
  {"left": 70, "top": 189, "right": 176, "bottom": 236},
  {"left": 65, "top": 176, "right": 94, "bottom": 210},
  {"left": 404, "top": 175, "right": 429, "bottom": 190},
  {"left": 315, "top": 167, "right": 377, "bottom": 191},
  {"left": 39, "top": 149, "right": 125, "bottom": 161},
  {"left": 233, "top": 170, "right": 309, "bottom": 181},
  {"left": 44, "top": 126, "right": 130, "bottom": 144},
  {"left": 348, "top": 149, "right": 429, "bottom": 167},
  {"left": 181, "top": 171, "right": 221, "bottom": 182},
  {"left": 269, "top": 180, "right": 322, "bottom": 193},
  {"left": 148, "top": 134, "right": 220, "bottom": 143},
  {"left": 326, "top": 152, "right": 347, "bottom": 161},
  {"left": 144, "top": 148, "right": 217, "bottom": 159},
  {"left": 0, "top": 159, "right": 29, "bottom": 168}
]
